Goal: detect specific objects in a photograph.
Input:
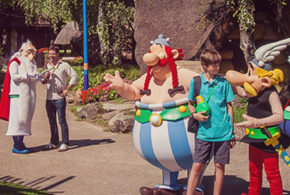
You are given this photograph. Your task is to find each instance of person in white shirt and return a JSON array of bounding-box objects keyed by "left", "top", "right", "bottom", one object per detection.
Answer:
[{"left": 42, "top": 45, "right": 78, "bottom": 152}]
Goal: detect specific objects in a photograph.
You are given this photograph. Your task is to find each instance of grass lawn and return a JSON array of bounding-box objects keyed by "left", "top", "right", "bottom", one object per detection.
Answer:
[{"left": 0, "top": 181, "right": 51, "bottom": 195}]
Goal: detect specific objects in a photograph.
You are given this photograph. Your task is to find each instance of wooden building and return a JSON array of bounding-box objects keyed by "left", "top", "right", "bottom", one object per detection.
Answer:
[{"left": 0, "top": 11, "right": 54, "bottom": 66}]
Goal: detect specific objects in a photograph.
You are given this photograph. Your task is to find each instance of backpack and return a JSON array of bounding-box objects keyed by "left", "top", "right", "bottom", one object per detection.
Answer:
[{"left": 187, "top": 76, "right": 201, "bottom": 133}]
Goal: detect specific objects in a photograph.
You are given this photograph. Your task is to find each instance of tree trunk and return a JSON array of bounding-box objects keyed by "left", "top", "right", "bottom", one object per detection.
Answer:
[
  {"left": 239, "top": 27, "right": 255, "bottom": 63},
  {"left": 238, "top": 0, "right": 256, "bottom": 66},
  {"left": 112, "top": 12, "right": 121, "bottom": 67},
  {"left": 97, "top": 0, "right": 108, "bottom": 67}
]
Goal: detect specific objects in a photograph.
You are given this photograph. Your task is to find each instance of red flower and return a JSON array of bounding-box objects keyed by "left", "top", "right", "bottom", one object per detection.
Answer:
[{"left": 37, "top": 48, "right": 48, "bottom": 53}]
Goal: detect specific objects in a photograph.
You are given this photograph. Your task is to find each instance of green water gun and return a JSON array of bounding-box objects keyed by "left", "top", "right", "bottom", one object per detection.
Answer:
[{"left": 195, "top": 95, "right": 210, "bottom": 116}]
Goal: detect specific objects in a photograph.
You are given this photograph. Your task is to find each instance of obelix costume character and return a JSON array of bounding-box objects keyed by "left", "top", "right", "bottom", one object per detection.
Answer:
[
  {"left": 104, "top": 35, "right": 205, "bottom": 195},
  {"left": 226, "top": 38, "right": 290, "bottom": 195}
]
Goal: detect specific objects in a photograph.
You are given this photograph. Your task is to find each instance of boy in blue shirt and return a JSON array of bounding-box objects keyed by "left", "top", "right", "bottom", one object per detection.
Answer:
[{"left": 186, "top": 49, "right": 235, "bottom": 195}]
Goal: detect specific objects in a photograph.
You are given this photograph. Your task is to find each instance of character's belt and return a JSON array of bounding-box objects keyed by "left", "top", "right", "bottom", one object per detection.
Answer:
[
  {"left": 9, "top": 94, "right": 19, "bottom": 98},
  {"left": 135, "top": 104, "right": 191, "bottom": 127},
  {"left": 246, "top": 126, "right": 280, "bottom": 139}
]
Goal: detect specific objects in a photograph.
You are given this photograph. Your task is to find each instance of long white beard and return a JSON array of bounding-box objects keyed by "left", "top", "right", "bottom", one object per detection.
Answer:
[
  {"left": 17, "top": 56, "right": 37, "bottom": 125},
  {"left": 19, "top": 55, "right": 36, "bottom": 73}
]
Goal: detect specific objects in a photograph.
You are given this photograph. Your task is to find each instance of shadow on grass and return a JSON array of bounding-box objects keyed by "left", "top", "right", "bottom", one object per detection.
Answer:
[
  {"left": 29, "top": 138, "right": 115, "bottom": 153},
  {"left": 178, "top": 175, "right": 290, "bottom": 195},
  {"left": 0, "top": 175, "right": 76, "bottom": 194}
]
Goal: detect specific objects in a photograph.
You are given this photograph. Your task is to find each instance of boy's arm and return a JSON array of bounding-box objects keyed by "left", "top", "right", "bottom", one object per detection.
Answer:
[
  {"left": 188, "top": 78, "right": 209, "bottom": 121},
  {"left": 188, "top": 101, "right": 196, "bottom": 114},
  {"left": 227, "top": 101, "right": 236, "bottom": 148},
  {"left": 227, "top": 101, "right": 234, "bottom": 124},
  {"left": 188, "top": 79, "right": 196, "bottom": 114}
]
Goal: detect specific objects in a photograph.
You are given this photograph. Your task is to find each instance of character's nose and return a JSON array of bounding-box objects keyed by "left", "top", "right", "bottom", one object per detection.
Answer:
[
  {"left": 225, "top": 70, "right": 252, "bottom": 85},
  {"left": 142, "top": 53, "right": 160, "bottom": 66},
  {"left": 157, "top": 52, "right": 166, "bottom": 60}
]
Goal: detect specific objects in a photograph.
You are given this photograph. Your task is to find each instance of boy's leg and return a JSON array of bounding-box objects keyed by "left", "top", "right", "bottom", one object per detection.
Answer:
[
  {"left": 187, "top": 163, "right": 205, "bottom": 195},
  {"left": 264, "top": 152, "right": 282, "bottom": 195},
  {"left": 187, "top": 139, "right": 213, "bottom": 195},
  {"left": 248, "top": 145, "right": 263, "bottom": 195},
  {"left": 213, "top": 141, "right": 230, "bottom": 195},
  {"left": 213, "top": 163, "right": 225, "bottom": 195}
]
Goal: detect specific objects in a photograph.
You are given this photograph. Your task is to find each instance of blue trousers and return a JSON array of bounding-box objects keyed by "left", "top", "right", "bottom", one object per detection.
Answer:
[{"left": 46, "top": 98, "right": 69, "bottom": 145}]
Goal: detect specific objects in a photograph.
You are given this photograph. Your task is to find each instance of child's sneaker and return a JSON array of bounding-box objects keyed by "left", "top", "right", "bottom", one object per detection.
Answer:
[
  {"left": 58, "top": 144, "right": 68, "bottom": 152},
  {"left": 44, "top": 143, "right": 58, "bottom": 150}
]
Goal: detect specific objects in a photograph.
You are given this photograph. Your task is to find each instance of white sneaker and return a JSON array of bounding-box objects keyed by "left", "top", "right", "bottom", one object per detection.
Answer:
[
  {"left": 44, "top": 143, "right": 58, "bottom": 150},
  {"left": 58, "top": 144, "right": 69, "bottom": 152}
]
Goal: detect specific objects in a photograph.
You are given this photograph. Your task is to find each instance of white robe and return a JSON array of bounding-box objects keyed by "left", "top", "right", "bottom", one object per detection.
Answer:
[{"left": 6, "top": 56, "right": 38, "bottom": 136}]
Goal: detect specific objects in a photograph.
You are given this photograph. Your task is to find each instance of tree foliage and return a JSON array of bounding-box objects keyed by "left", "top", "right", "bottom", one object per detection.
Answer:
[
  {"left": 226, "top": 0, "right": 288, "bottom": 63},
  {"left": 10, "top": 0, "right": 135, "bottom": 67}
]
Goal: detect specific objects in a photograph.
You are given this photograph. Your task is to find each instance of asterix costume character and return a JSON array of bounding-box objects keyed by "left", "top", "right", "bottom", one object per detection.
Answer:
[
  {"left": 226, "top": 38, "right": 290, "bottom": 195},
  {"left": 104, "top": 35, "right": 205, "bottom": 195},
  {"left": 0, "top": 41, "right": 41, "bottom": 154}
]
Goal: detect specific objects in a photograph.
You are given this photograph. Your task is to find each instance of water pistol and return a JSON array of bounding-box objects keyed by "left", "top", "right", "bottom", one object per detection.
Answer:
[
  {"left": 195, "top": 95, "right": 210, "bottom": 116},
  {"left": 261, "top": 126, "right": 290, "bottom": 167}
]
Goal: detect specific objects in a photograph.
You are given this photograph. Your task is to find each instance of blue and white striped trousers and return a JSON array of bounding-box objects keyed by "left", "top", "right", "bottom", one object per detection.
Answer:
[{"left": 133, "top": 117, "right": 195, "bottom": 172}]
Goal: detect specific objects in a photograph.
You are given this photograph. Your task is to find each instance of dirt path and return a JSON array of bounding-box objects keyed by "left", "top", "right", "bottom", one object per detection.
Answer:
[{"left": 0, "top": 83, "right": 289, "bottom": 195}]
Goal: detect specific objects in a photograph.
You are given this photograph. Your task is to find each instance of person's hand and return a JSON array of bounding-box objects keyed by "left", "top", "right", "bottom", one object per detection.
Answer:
[
  {"left": 192, "top": 111, "right": 209, "bottom": 122},
  {"left": 28, "top": 73, "right": 38, "bottom": 78},
  {"left": 235, "top": 114, "right": 259, "bottom": 128},
  {"left": 230, "top": 137, "right": 236, "bottom": 148},
  {"left": 60, "top": 89, "right": 69, "bottom": 97},
  {"left": 44, "top": 72, "right": 50, "bottom": 80},
  {"left": 104, "top": 71, "right": 125, "bottom": 91}
]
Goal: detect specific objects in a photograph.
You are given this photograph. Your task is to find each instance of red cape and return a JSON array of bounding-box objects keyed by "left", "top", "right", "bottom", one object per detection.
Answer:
[{"left": 0, "top": 58, "right": 21, "bottom": 121}]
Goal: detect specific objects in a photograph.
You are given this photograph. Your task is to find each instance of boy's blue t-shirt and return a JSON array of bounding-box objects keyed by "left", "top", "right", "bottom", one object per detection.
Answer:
[{"left": 188, "top": 73, "right": 234, "bottom": 142}]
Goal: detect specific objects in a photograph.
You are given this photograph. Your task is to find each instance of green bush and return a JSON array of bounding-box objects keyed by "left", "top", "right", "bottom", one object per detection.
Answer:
[{"left": 233, "top": 97, "right": 248, "bottom": 123}]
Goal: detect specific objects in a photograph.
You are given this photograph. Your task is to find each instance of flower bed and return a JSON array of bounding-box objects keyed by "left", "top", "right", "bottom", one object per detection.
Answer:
[{"left": 80, "top": 82, "right": 119, "bottom": 104}]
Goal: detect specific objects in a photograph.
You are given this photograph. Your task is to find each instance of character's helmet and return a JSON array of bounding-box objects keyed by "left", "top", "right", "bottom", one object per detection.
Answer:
[
  {"left": 251, "top": 58, "right": 273, "bottom": 71},
  {"left": 249, "top": 39, "right": 289, "bottom": 86},
  {"left": 141, "top": 34, "right": 184, "bottom": 97},
  {"left": 150, "top": 34, "right": 170, "bottom": 47}
]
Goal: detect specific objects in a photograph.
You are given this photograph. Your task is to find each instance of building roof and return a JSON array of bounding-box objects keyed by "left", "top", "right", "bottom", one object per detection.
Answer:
[{"left": 54, "top": 21, "right": 81, "bottom": 45}]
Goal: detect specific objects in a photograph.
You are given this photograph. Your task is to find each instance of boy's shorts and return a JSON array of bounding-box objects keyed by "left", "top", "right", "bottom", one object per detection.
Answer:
[{"left": 193, "top": 138, "right": 231, "bottom": 164}]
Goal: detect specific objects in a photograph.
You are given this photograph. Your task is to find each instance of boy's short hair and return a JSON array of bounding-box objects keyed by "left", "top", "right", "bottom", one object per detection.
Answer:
[
  {"left": 48, "top": 45, "right": 60, "bottom": 54},
  {"left": 200, "top": 48, "right": 222, "bottom": 66}
]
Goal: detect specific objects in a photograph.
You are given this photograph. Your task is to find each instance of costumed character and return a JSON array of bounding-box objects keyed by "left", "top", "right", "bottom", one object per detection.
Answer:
[
  {"left": 104, "top": 34, "right": 206, "bottom": 195},
  {"left": 0, "top": 40, "right": 46, "bottom": 154},
  {"left": 226, "top": 38, "right": 290, "bottom": 195}
]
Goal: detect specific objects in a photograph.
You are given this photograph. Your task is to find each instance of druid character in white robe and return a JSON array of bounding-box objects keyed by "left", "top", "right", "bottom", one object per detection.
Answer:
[{"left": 0, "top": 40, "right": 46, "bottom": 153}]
